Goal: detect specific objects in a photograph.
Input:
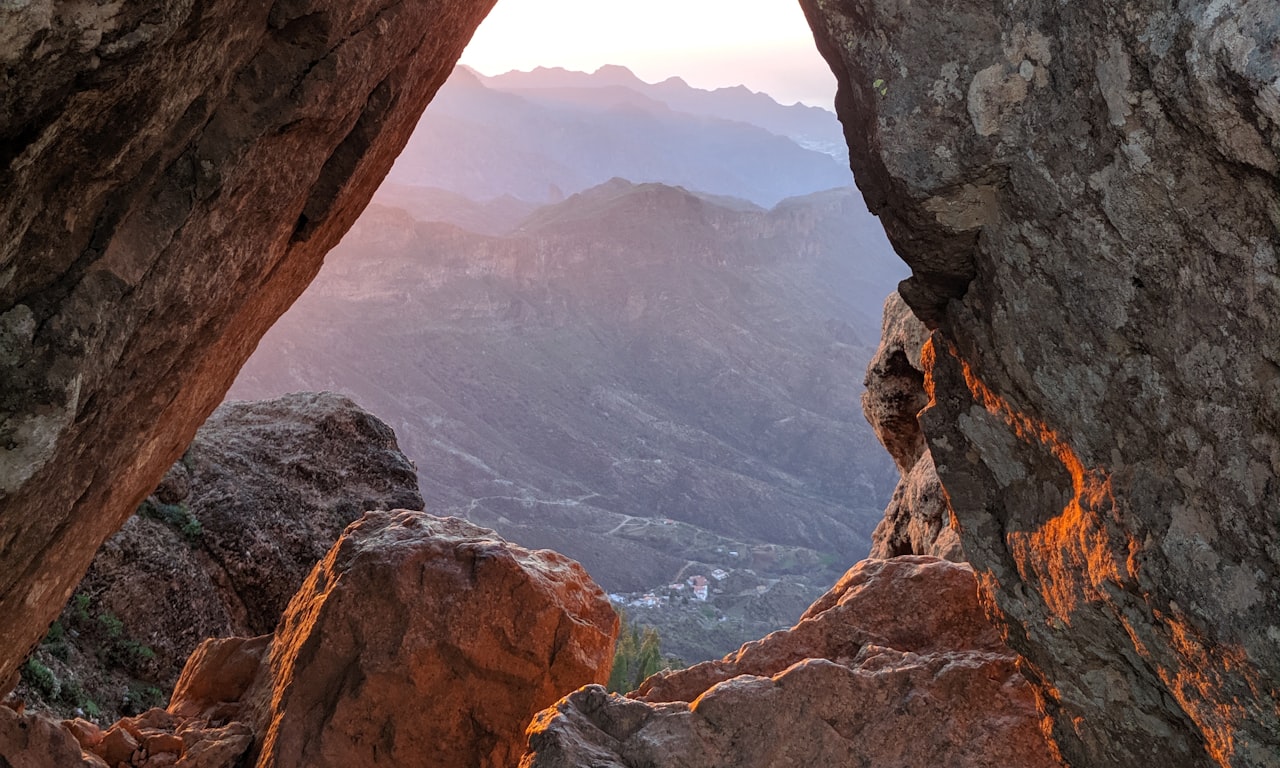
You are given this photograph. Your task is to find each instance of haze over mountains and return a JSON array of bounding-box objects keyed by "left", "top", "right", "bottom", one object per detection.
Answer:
[
  {"left": 383, "top": 65, "right": 851, "bottom": 212},
  {"left": 230, "top": 66, "right": 906, "bottom": 660}
]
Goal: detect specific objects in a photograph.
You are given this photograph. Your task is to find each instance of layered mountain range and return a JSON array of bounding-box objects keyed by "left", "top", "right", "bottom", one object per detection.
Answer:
[{"left": 382, "top": 65, "right": 851, "bottom": 210}]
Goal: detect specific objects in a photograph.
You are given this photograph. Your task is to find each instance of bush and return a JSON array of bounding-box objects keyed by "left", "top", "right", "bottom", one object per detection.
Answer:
[{"left": 21, "top": 658, "right": 59, "bottom": 700}]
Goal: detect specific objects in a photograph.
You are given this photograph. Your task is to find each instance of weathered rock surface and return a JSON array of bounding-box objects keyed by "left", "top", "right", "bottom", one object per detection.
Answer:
[
  {"left": 16, "top": 392, "right": 421, "bottom": 723},
  {"left": 863, "top": 291, "right": 963, "bottom": 560},
  {"left": 0, "top": 705, "right": 101, "bottom": 768},
  {"left": 243, "top": 510, "right": 616, "bottom": 768},
  {"left": 0, "top": 0, "right": 498, "bottom": 690},
  {"left": 522, "top": 556, "right": 1059, "bottom": 767},
  {"left": 803, "top": 0, "right": 1280, "bottom": 764}
]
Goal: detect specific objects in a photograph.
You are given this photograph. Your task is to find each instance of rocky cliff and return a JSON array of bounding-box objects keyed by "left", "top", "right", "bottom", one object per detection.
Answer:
[
  {"left": 802, "top": 0, "right": 1279, "bottom": 764},
  {"left": 0, "top": 0, "right": 496, "bottom": 690}
]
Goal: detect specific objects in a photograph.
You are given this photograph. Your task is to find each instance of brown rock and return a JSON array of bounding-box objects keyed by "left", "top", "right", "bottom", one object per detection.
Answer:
[
  {"left": 0, "top": 705, "right": 100, "bottom": 767},
  {"left": 64, "top": 717, "right": 104, "bottom": 750},
  {"left": 94, "top": 724, "right": 139, "bottom": 768},
  {"left": 142, "top": 731, "right": 185, "bottom": 757},
  {"left": 861, "top": 291, "right": 931, "bottom": 473},
  {"left": 247, "top": 510, "right": 617, "bottom": 768},
  {"left": 168, "top": 636, "right": 271, "bottom": 720},
  {"left": 0, "top": 0, "right": 498, "bottom": 691},
  {"left": 804, "top": 0, "right": 1280, "bottom": 763},
  {"left": 523, "top": 557, "right": 1058, "bottom": 768},
  {"left": 862, "top": 291, "right": 963, "bottom": 561},
  {"left": 869, "top": 451, "right": 962, "bottom": 561},
  {"left": 173, "top": 722, "right": 253, "bottom": 768},
  {"left": 131, "top": 709, "right": 177, "bottom": 733}
]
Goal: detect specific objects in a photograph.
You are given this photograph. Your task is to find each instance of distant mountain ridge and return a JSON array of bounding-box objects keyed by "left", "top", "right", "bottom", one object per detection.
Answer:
[
  {"left": 480, "top": 65, "right": 846, "bottom": 158},
  {"left": 385, "top": 65, "right": 852, "bottom": 209}
]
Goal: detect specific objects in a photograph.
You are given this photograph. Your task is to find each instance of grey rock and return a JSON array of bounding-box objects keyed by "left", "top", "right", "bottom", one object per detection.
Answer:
[{"left": 804, "top": 0, "right": 1280, "bottom": 764}]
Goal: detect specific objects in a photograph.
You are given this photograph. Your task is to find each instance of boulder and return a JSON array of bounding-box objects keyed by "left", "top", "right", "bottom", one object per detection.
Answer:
[
  {"left": 44, "top": 510, "right": 615, "bottom": 768},
  {"left": 0, "top": 0, "right": 499, "bottom": 691},
  {"left": 18, "top": 392, "right": 422, "bottom": 723},
  {"left": 0, "top": 705, "right": 101, "bottom": 768},
  {"left": 242, "top": 510, "right": 617, "bottom": 768},
  {"left": 803, "top": 0, "right": 1280, "bottom": 763},
  {"left": 522, "top": 557, "right": 1059, "bottom": 768}
]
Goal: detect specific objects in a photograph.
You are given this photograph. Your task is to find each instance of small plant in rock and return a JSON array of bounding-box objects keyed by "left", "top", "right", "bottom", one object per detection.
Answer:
[{"left": 137, "top": 498, "right": 203, "bottom": 545}]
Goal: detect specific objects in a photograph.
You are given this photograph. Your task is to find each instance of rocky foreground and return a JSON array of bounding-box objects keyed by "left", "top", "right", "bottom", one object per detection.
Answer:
[
  {"left": 15, "top": 393, "right": 424, "bottom": 723},
  {"left": 2, "top": 511, "right": 616, "bottom": 768},
  {"left": 524, "top": 557, "right": 1059, "bottom": 768}
]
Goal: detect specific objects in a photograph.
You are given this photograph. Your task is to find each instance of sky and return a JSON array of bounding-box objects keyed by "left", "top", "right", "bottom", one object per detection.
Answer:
[{"left": 458, "top": 0, "right": 837, "bottom": 108}]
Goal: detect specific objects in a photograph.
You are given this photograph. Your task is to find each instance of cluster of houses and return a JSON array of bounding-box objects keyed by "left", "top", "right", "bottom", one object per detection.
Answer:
[{"left": 609, "top": 567, "right": 731, "bottom": 608}]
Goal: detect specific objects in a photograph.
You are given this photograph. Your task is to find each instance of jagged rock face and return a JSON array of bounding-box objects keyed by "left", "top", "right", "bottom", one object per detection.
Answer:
[
  {"left": 803, "top": 0, "right": 1279, "bottom": 764},
  {"left": 21, "top": 392, "right": 421, "bottom": 722},
  {"left": 522, "top": 557, "right": 1059, "bottom": 768},
  {"left": 248, "top": 510, "right": 617, "bottom": 768},
  {"left": 863, "top": 291, "right": 962, "bottom": 560},
  {"left": 0, "top": 0, "right": 496, "bottom": 691}
]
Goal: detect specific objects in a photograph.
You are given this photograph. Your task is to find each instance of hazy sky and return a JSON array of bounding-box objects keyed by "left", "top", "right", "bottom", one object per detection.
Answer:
[{"left": 459, "top": 0, "right": 837, "bottom": 108}]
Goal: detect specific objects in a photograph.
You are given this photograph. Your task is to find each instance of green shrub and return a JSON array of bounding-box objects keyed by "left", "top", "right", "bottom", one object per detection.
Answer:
[
  {"left": 97, "top": 611, "right": 124, "bottom": 640},
  {"left": 122, "top": 684, "right": 166, "bottom": 716},
  {"left": 71, "top": 593, "right": 91, "bottom": 624},
  {"left": 138, "top": 500, "right": 203, "bottom": 545},
  {"left": 21, "top": 658, "right": 59, "bottom": 700}
]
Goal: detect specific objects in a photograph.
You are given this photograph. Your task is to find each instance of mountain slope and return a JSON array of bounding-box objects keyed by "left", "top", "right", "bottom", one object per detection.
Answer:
[{"left": 229, "top": 182, "right": 904, "bottom": 610}]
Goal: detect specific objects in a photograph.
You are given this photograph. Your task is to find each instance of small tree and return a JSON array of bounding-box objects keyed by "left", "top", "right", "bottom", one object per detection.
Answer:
[{"left": 607, "top": 610, "right": 681, "bottom": 693}]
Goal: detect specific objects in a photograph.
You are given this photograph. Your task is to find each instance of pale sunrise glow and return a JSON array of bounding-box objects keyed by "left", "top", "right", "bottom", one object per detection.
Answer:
[{"left": 459, "top": 0, "right": 836, "bottom": 108}]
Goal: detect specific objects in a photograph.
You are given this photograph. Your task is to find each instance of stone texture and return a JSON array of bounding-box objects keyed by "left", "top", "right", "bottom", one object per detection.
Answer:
[
  {"left": 522, "top": 556, "right": 1059, "bottom": 768},
  {"left": 0, "top": 0, "right": 498, "bottom": 690},
  {"left": 802, "top": 0, "right": 1280, "bottom": 764},
  {"left": 0, "top": 705, "right": 101, "bottom": 767},
  {"left": 17, "top": 392, "right": 421, "bottom": 723},
  {"left": 246, "top": 510, "right": 617, "bottom": 768},
  {"left": 861, "top": 291, "right": 931, "bottom": 473},
  {"left": 168, "top": 636, "right": 271, "bottom": 721},
  {"left": 863, "top": 291, "right": 963, "bottom": 560}
]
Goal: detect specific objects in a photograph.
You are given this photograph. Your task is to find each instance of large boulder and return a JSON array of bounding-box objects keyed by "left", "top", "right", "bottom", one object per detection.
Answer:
[
  {"left": 522, "top": 557, "right": 1059, "bottom": 768},
  {"left": 243, "top": 510, "right": 617, "bottom": 768},
  {"left": 803, "top": 0, "right": 1279, "bottom": 764},
  {"left": 0, "top": 0, "right": 498, "bottom": 690},
  {"left": 863, "top": 292, "right": 962, "bottom": 560},
  {"left": 17, "top": 392, "right": 422, "bottom": 723}
]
